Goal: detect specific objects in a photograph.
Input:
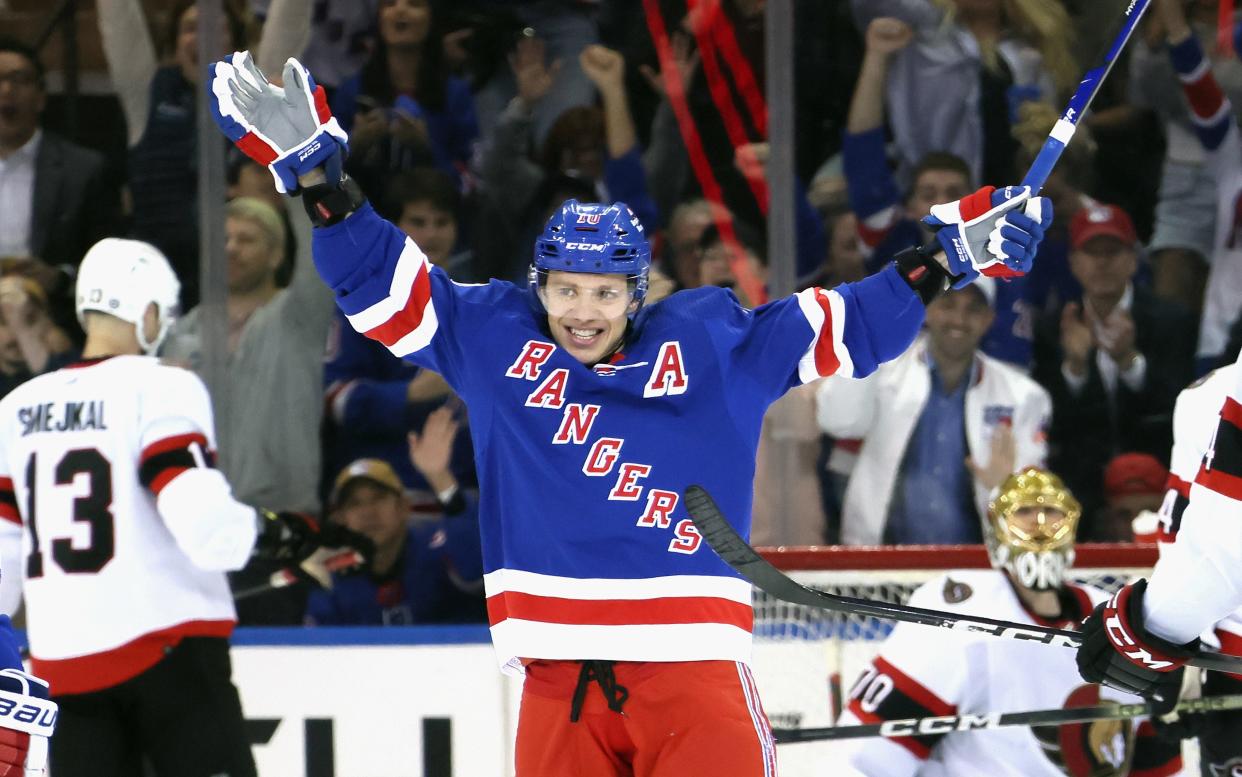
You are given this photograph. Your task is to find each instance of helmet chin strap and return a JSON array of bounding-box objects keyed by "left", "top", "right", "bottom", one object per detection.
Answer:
[{"left": 135, "top": 318, "right": 168, "bottom": 355}]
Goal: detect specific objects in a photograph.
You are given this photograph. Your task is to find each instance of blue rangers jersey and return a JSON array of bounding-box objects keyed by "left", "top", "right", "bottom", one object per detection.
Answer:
[{"left": 312, "top": 203, "right": 925, "bottom": 674}]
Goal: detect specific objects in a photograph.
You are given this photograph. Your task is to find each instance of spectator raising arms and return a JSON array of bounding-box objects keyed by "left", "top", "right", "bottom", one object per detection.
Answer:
[
  {"left": 95, "top": 0, "right": 307, "bottom": 308},
  {"left": 306, "top": 412, "right": 485, "bottom": 627},
  {"left": 852, "top": 0, "right": 1076, "bottom": 187}
]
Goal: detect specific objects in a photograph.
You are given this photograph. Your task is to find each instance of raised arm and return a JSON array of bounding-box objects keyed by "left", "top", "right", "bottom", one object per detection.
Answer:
[{"left": 96, "top": 0, "right": 158, "bottom": 146}]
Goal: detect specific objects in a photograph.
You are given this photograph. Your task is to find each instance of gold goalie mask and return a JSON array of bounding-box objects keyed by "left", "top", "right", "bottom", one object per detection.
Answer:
[{"left": 986, "top": 468, "right": 1082, "bottom": 591}]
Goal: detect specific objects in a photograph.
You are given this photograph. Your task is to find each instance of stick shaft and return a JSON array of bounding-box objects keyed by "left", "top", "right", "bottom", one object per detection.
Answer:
[
  {"left": 773, "top": 693, "right": 1242, "bottom": 744},
  {"left": 1021, "top": 0, "right": 1151, "bottom": 193},
  {"left": 682, "top": 485, "right": 1242, "bottom": 673}
]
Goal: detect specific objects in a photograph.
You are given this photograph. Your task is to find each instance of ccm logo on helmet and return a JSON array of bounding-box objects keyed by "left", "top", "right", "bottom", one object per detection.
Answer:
[{"left": 566, "top": 243, "right": 607, "bottom": 252}]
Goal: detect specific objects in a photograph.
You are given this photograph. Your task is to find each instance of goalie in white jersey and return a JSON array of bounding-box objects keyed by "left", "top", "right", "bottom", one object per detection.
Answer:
[
  {"left": 0, "top": 238, "right": 368, "bottom": 777},
  {"left": 828, "top": 468, "right": 1181, "bottom": 777}
]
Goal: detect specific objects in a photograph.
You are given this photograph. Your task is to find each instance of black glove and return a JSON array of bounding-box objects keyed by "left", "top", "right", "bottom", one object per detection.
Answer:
[
  {"left": 1077, "top": 579, "right": 1198, "bottom": 701},
  {"left": 252, "top": 509, "right": 374, "bottom": 564}
]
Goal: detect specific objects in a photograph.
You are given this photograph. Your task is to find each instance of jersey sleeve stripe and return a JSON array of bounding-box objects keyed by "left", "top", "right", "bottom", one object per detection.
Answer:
[
  {"left": 486, "top": 591, "right": 754, "bottom": 630},
  {"left": 139, "top": 433, "right": 211, "bottom": 496},
  {"left": 794, "top": 287, "right": 854, "bottom": 383},
  {"left": 140, "top": 433, "right": 209, "bottom": 461},
  {"left": 344, "top": 241, "right": 438, "bottom": 356},
  {"left": 847, "top": 656, "right": 956, "bottom": 759},
  {"left": 1195, "top": 398, "right": 1242, "bottom": 498},
  {"left": 0, "top": 478, "right": 17, "bottom": 526}
]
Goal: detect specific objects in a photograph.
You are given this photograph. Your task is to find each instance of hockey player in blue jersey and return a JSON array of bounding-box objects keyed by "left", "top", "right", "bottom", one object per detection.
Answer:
[{"left": 209, "top": 51, "right": 1053, "bottom": 777}]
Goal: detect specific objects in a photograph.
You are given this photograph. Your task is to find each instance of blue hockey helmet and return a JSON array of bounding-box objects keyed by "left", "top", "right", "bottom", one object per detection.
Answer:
[{"left": 529, "top": 200, "right": 652, "bottom": 314}]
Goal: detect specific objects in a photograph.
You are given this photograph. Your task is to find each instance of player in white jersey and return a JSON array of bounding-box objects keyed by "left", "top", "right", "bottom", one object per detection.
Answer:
[
  {"left": 1144, "top": 363, "right": 1242, "bottom": 772},
  {"left": 829, "top": 468, "right": 1181, "bottom": 776},
  {"left": 0, "top": 238, "right": 369, "bottom": 777}
]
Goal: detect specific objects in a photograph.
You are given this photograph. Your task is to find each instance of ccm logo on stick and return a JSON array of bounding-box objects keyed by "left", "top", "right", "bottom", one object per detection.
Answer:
[
  {"left": 879, "top": 713, "right": 999, "bottom": 736},
  {"left": 949, "top": 619, "right": 1080, "bottom": 647}
]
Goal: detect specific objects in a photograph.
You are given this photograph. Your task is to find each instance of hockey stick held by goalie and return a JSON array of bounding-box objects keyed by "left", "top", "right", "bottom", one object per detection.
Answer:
[{"left": 682, "top": 485, "right": 1242, "bottom": 674}]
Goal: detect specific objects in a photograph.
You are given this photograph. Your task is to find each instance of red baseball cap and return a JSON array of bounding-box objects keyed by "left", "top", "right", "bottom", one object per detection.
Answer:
[
  {"left": 1103, "top": 453, "right": 1169, "bottom": 499},
  {"left": 1070, "top": 203, "right": 1138, "bottom": 250}
]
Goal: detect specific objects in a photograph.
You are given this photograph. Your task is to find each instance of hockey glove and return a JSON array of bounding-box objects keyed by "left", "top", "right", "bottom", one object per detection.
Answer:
[
  {"left": 1077, "top": 579, "right": 1197, "bottom": 701},
  {"left": 0, "top": 668, "right": 56, "bottom": 777},
  {"left": 208, "top": 51, "right": 348, "bottom": 194},
  {"left": 922, "top": 185, "right": 1052, "bottom": 288},
  {"left": 253, "top": 509, "right": 375, "bottom": 566}
]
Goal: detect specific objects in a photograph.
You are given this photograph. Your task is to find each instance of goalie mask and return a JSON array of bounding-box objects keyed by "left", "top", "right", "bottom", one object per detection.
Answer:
[{"left": 985, "top": 467, "right": 1081, "bottom": 591}]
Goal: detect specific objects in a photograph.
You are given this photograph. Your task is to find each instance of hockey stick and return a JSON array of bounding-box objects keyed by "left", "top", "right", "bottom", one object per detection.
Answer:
[
  {"left": 773, "top": 692, "right": 1242, "bottom": 744},
  {"left": 1021, "top": 0, "right": 1151, "bottom": 193},
  {"left": 682, "top": 486, "right": 1242, "bottom": 674},
  {"left": 232, "top": 548, "right": 366, "bottom": 600}
]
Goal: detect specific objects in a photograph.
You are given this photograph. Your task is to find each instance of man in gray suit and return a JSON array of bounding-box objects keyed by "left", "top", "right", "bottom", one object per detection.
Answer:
[{"left": 0, "top": 37, "right": 118, "bottom": 275}]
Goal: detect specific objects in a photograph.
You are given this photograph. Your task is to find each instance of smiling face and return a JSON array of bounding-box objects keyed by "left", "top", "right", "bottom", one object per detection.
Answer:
[
  {"left": 540, "top": 270, "right": 635, "bottom": 364},
  {"left": 379, "top": 0, "right": 432, "bottom": 48},
  {"left": 924, "top": 286, "right": 994, "bottom": 364}
]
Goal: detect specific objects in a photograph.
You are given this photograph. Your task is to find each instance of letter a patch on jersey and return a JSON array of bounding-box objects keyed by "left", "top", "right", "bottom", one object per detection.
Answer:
[
  {"left": 525, "top": 369, "right": 569, "bottom": 409},
  {"left": 643, "top": 342, "right": 688, "bottom": 398}
]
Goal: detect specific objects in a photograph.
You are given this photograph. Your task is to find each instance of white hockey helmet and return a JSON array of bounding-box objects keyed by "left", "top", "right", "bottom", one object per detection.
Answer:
[{"left": 76, "top": 238, "right": 181, "bottom": 354}]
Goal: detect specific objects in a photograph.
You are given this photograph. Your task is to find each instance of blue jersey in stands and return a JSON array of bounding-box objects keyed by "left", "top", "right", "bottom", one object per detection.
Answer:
[
  {"left": 312, "top": 204, "right": 925, "bottom": 673},
  {"left": 323, "top": 307, "right": 477, "bottom": 501},
  {"left": 306, "top": 503, "right": 486, "bottom": 626}
]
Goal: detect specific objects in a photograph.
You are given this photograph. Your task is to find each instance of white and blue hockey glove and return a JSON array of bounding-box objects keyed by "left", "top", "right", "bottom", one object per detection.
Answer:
[
  {"left": 922, "top": 185, "right": 1052, "bottom": 288},
  {"left": 0, "top": 668, "right": 56, "bottom": 777},
  {"left": 208, "top": 51, "right": 348, "bottom": 194}
]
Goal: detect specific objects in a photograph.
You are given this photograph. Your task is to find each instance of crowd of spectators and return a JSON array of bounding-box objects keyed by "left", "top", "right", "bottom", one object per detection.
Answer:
[{"left": 0, "top": 0, "right": 1236, "bottom": 624}]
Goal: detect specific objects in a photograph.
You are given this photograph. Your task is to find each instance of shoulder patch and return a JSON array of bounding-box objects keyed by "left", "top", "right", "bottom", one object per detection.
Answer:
[{"left": 943, "top": 576, "right": 973, "bottom": 604}]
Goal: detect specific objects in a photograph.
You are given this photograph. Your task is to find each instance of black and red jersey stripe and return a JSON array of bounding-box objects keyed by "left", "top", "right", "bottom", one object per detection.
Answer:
[
  {"left": 0, "top": 476, "right": 17, "bottom": 526},
  {"left": 847, "top": 656, "right": 956, "bottom": 759},
  {"left": 138, "top": 433, "right": 214, "bottom": 496},
  {"left": 1196, "top": 397, "right": 1242, "bottom": 500}
]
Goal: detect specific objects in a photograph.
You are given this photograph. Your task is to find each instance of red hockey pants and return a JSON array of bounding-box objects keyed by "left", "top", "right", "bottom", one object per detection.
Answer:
[{"left": 514, "top": 659, "right": 777, "bottom": 777}]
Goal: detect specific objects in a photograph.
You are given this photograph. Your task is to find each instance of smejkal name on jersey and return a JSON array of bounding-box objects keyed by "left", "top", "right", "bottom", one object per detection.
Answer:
[{"left": 19, "top": 400, "right": 108, "bottom": 436}]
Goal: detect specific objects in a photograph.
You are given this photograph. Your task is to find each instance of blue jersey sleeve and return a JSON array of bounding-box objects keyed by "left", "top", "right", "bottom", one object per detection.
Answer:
[
  {"left": 324, "top": 309, "right": 421, "bottom": 435},
  {"left": 678, "top": 263, "right": 925, "bottom": 403},
  {"left": 312, "top": 203, "right": 526, "bottom": 396}
]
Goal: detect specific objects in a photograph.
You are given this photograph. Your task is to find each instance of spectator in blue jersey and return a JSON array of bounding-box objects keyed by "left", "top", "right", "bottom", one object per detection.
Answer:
[
  {"left": 1032, "top": 203, "right": 1197, "bottom": 537},
  {"left": 332, "top": 0, "right": 479, "bottom": 198},
  {"left": 480, "top": 41, "right": 660, "bottom": 252},
  {"left": 306, "top": 441, "right": 485, "bottom": 626},
  {"left": 210, "top": 50, "right": 1052, "bottom": 777},
  {"left": 381, "top": 168, "right": 475, "bottom": 282},
  {"left": 843, "top": 17, "right": 1033, "bottom": 368},
  {"left": 816, "top": 279, "right": 1053, "bottom": 545}
]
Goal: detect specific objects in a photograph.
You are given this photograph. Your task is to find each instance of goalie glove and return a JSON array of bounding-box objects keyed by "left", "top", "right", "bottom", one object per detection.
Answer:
[
  {"left": 1076, "top": 579, "right": 1196, "bottom": 702},
  {"left": 252, "top": 509, "right": 374, "bottom": 567},
  {"left": 922, "top": 185, "right": 1052, "bottom": 288},
  {"left": 0, "top": 668, "right": 56, "bottom": 777},
  {"left": 208, "top": 51, "right": 348, "bottom": 194}
]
